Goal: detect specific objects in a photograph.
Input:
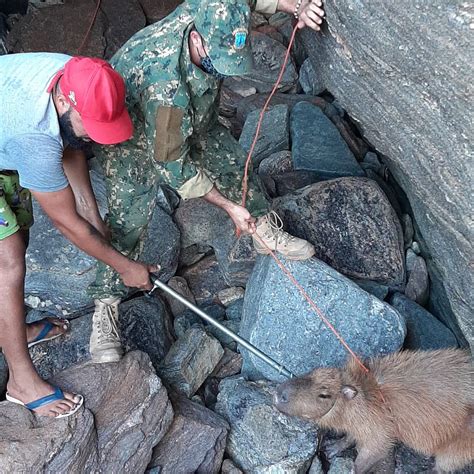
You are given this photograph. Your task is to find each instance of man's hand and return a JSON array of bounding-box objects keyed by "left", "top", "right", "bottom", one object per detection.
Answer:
[
  {"left": 119, "top": 262, "right": 160, "bottom": 291},
  {"left": 227, "top": 203, "right": 257, "bottom": 235},
  {"left": 297, "top": 0, "right": 325, "bottom": 30},
  {"left": 278, "top": 0, "right": 325, "bottom": 31}
]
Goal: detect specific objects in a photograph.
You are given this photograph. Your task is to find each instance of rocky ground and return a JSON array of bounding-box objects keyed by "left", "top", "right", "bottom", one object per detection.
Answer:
[{"left": 0, "top": 2, "right": 471, "bottom": 473}]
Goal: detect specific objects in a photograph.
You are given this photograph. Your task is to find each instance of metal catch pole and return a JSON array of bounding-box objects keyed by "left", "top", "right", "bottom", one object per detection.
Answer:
[{"left": 149, "top": 277, "right": 294, "bottom": 379}]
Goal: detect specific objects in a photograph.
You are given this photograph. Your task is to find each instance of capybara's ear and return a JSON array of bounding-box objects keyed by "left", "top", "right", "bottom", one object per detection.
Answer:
[{"left": 341, "top": 385, "right": 358, "bottom": 400}]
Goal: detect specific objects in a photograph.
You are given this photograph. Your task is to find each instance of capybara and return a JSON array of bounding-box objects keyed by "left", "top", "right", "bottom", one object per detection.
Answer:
[{"left": 274, "top": 349, "right": 473, "bottom": 473}]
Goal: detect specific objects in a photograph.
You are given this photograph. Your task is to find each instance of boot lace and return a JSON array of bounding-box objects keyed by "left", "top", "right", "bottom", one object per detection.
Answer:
[
  {"left": 95, "top": 300, "right": 120, "bottom": 344},
  {"left": 263, "top": 211, "right": 295, "bottom": 247}
]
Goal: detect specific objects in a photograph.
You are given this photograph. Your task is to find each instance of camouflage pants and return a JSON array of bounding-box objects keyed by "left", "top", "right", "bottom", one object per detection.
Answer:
[{"left": 89, "top": 124, "right": 268, "bottom": 299}]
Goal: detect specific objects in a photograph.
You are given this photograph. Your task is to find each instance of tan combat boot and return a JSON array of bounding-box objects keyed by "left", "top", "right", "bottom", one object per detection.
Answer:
[
  {"left": 90, "top": 297, "right": 123, "bottom": 363},
  {"left": 252, "top": 211, "right": 315, "bottom": 260}
]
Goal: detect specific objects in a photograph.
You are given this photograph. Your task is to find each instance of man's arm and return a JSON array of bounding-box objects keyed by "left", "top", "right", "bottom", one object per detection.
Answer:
[
  {"left": 31, "top": 186, "right": 155, "bottom": 290},
  {"left": 253, "top": 0, "right": 325, "bottom": 31},
  {"left": 62, "top": 147, "right": 110, "bottom": 239}
]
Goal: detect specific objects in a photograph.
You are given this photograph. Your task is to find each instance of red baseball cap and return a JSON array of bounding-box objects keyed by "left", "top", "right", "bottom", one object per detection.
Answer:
[{"left": 48, "top": 57, "right": 133, "bottom": 145}]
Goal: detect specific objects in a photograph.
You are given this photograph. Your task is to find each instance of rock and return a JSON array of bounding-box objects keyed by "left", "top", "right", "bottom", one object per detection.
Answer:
[
  {"left": 291, "top": 102, "right": 364, "bottom": 179},
  {"left": 223, "top": 76, "right": 257, "bottom": 97},
  {"left": 221, "top": 459, "right": 244, "bottom": 474},
  {"left": 173, "top": 304, "right": 225, "bottom": 339},
  {"left": 255, "top": 24, "right": 285, "bottom": 44},
  {"left": 258, "top": 150, "right": 293, "bottom": 176},
  {"left": 206, "top": 319, "right": 241, "bottom": 349},
  {"left": 7, "top": 0, "right": 146, "bottom": 59},
  {"left": 148, "top": 393, "right": 229, "bottom": 474},
  {"left": 406, "top": 248, "right": 418, "bottom": 275},
  {"left": 25, "top": 168, "right": 179, "bottom": 315},
  {"left": 175, "top": 199, "right": 257, "bottom": 287},
  {"left": 394, "top": 445, "right": 434, "bottom": 473},
  {"left": 352, "top": 279, "right": 389, "bottom": 301},
  {"left": 299, "top": 1, "right": 473, "bottom": 350},
  {"left": 179, "top": 243, "right": 212, "bottom": 268},
  {"left": 244, "top": 31, "right": 298, "bottom": 93},
  {"left": 273, "top": 178, "right": 405, "bottom": 286},
  {"left": 0, "top": 402, "right": 99, "bottom": 471},
  {"left": 210, "top": 348, "right": 243, "bottom": 379},
  {"left": 405, "top": 255, "right": 430, "bottom": 305},
  {"left": 226, "top": 298, "right": 244, "bottom": 321},
  {"left": 0, "top": 0, "right": 28, "bottom": 15},
  {"left": 53, "top": 351, "right": 173, "bottom": 472},
  {"left": 240, "top": 256, "right": 406, "bottom": 381},
  {"left": 308, "top": 457, "right": 324, "bottom": 474},
  {"left": 299, "top": 58, "right": 326, "bottom": 95},
  {"left": 158, "top": 327, "right": 224, "bottom": 397},
  {"left": 411, "top": 241, "right": 421, "bottom": 254},
  {"left": 328, "top": 457, "right": 356, "bottom": 474},
  {"left": 202, "top": 376, "right": 221, "bottom": 409},
  {"left": 119, "top": 296, "right": 175, "bottom": 370},
  {"left": 265, "top": 170, "right": 321, "bottom": 197},
  {"left": 251, "top": 11, "right": 268, "bottom": 28},
  {"left": 239, "top": 104, "right": 290, "bottom": 167},
  {"left": 161, "top": 276, "right": 196, "bottom": 317},
  {"left": 138, "top": 0, "right": 182, "bottom": 24},
  {"left": 390, "top": 293, "right": 457, "bottom": 350},
  {"left": 217, "top": 287, "right": 245, "bottom": 307},
  {"left": 215, "top": 377, "right": 319, "bottom": 472},
  {"left": 29, "top": 295, "right": 173, "bottom": 379},
  {"left": 180, "top": 255, "right": 229, "bottom": 306},
  {"left": 402, "top": 214, "right": 414, "bottom": 249}
]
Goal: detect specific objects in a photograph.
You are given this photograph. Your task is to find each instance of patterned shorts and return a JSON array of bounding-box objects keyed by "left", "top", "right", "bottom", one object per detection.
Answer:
[{"left": 0, "top": 171, "right": 33, "bottom": 240}]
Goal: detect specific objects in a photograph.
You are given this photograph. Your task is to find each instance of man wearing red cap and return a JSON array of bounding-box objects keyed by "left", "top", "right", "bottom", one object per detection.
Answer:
[{"left": 0, "top": 53, "right": 157, "bottom": 418}]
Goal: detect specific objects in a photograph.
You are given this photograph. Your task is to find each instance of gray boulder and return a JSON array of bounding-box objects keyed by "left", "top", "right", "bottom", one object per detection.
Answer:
[
  {"left": 0, "top": 402, "right": 99, "bottom": 472},
  {"left": 215, "top": 377, "right": 319, "bottom": 473},
  {"left": 240, "top": 256, "right": 406, "bottom": 381},
  {"left": 53, "top": 351, "right": 173, "bottom": 473},
  {"left": 273, "top": 178, "right": 405, "bottom": 286},
  {"left": 299, "top": 58, "right": 326, "bottom": 96},
  {"left": 299, "top": 0, "right": 473, "bottom": 350},
  {"left": 258, "top": 150, "right": 293, "bottom": 176},
  {"left": 239, "top": 104, "right": 290, "bottom": 167},
  {"left": 149, "top": 393, "right": 229, "bottom": 473},
  {"left": 244, "top": 31, "right": 298, "bottom": 93},
  {"left": 405, "top": 255, "right": 430, "bottom": 306},
  {"left": 290, "top": 101, "right": 364, "bottom": 179},
  {"left": 175, "top": 199, "right": 257, "bottom": 287},
  {"left": 390, "top": 293, "right": 458, "bottom": 350}
]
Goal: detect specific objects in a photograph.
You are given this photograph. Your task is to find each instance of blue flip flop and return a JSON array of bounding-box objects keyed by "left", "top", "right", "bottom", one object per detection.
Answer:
[
  {"left": 28, "top": 319, "right": 69, "bottom": 349},
  {"left": 6, "top": 386, "right": 84, "bottom": 419}
]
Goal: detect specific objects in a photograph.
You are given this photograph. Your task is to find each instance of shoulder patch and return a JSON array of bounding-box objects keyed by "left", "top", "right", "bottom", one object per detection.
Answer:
[{"left": 233, "top": 28, "right": 248, "bottom": 50}]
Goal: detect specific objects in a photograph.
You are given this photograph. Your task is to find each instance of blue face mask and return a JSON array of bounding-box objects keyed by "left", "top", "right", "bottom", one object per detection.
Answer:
[{"left": 200, "top": 55, "right": 227, "bottom": 81}]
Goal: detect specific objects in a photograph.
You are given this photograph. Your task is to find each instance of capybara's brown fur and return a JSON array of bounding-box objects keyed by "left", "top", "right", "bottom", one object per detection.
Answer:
[{"left": 274, "top": 349, "right": 473, "bottom": 473}]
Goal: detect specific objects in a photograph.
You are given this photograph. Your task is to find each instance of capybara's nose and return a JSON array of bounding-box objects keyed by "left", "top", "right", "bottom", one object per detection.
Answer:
[{"left": 274, "top": 386, "right": 290, "bottom": 405}]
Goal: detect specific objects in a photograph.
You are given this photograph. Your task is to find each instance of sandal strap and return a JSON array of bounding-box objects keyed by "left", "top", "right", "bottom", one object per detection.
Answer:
[
  {"left": 25, "top": 387, "right": 65, "bottom": 410},
  {"left": 30, "top": 321, "right": 55, "bottom": 344}
]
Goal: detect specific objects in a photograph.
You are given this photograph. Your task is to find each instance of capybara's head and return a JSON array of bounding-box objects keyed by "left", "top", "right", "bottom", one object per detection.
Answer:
[{"left": 274, "top": 367, "right": 358, "bottom": 421}]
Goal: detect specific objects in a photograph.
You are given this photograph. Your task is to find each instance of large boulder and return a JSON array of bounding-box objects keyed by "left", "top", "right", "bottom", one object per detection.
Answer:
[
  {"left": 0, "top": 403, "right": 99, "bottom": 472},
  {"left": 149, "top": 393, "right": 229, "bottom": 473},
  {"left": 25, "top": 168, "right": 179, "bottom": 315},
  {"left": 273, "top": 178, "right": 405, "bottom": 286},
  {"left": 0, "top": 351, "right": 172, "bottom": 472},
  {"left": 53, "top": 351, "right": 173, "bottom": 472},
  {"left": 240, "top": 256, "right": 406, "bottom": 381},
  {"left": 299, "top": 1, "right": 473, "bottom": 350}
]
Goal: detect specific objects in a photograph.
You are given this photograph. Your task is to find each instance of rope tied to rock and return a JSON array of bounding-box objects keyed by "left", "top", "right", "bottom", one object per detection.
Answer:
[{"left": 240, "top": 23, "right": 370, "bottom": 374}]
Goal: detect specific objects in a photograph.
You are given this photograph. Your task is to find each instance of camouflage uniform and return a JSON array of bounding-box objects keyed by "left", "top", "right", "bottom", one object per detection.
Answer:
[{"left": 89, "top": 0, "right": 279, "bottom": 299}]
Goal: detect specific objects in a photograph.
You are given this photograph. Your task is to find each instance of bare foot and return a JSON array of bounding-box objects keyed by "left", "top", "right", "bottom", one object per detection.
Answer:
[
  {"left": 7, "top": 377, "right": 81, "bottom": 417},
  {"left": 26, "top": 317, "right": 69, "bottom": 345}
]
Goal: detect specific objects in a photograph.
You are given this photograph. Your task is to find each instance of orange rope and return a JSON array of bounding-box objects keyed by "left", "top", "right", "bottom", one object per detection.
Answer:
[
  {"left": 240, "top": 23, "right": 369, "bottom": 374},
  {"left": 77, "top": 0, "right": 102, "bottom": 54}
]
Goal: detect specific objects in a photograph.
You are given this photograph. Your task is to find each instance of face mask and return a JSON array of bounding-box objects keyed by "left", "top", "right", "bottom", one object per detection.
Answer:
[
  {"left": 59, "top": 108, "right": 91, "bottom": 151},
  {"left": 200, "top": 55, "right": 227, "bottom": 81}
]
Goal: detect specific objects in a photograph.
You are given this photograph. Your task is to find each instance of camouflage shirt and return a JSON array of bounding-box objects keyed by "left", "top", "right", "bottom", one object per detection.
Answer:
[{"left": 109, "top": 0, "right": 278, "bottom": 199}]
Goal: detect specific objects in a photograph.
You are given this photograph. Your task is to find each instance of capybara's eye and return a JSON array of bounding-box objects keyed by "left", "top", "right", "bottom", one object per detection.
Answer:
[{"left": 319, "top": 394, "right": 332, "bottom": 399}]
